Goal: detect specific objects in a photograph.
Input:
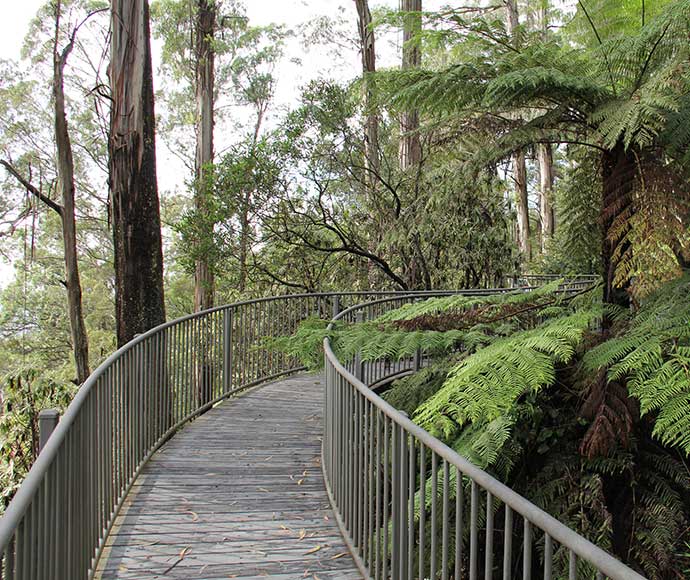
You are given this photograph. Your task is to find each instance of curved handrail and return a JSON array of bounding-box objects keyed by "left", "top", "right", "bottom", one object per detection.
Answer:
[
  {"left": 0, "top": 277, "right": 604, "bottom": 579},
  {"left": 321, "top": 282, "right": 647, "bottom": 580},
  {"left": 0, "top": 290, "right": 448, "bottom": 580}
]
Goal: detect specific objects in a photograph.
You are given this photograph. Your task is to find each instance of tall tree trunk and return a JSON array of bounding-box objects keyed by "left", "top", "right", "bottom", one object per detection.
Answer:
[
  {"left": 601, "top": 141, "right": 634, "bottom": 310},
  {"left": 538, "top": 143, "right": 555, "bottom": 252},
  {"left": 193, "top": 0, "right": 216, "bottom": 312},
  {"left": 505, "top": 0, "right": 531, "bottom": 260},
  {"left": 355, "top": 0, "right": 380, "bottom": 289},
  {"left": 52, "top": 0, "right": 90, "bottom": 385},
  {"left": 109, "top": 0, "right": 166, "bottom": 347},
  {"left": 355, "top": 0, "right": 379, "bottom": 179},
  {"left": 514, "top": 148, "right": 531, "bottom": 259},
  {"left": 536, "top": 1, "right": 554, "bottom": 254},
  {"left": 399, "top": 0, "right": 422, "bottom": 169}
]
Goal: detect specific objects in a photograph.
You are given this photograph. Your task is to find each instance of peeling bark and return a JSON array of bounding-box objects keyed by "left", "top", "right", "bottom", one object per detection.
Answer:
[
  {"left": 399, "top": 0, "right": 422, "bottom": 170},
  {"left": 109, "top": 0, "right": 166, "bottom": 347},
  {"left": 193, "top": 0, "right": 216, "bottom": 312},
  {"left": 538, "top": 143, "right": 555, "bottom": 252},
  {"left": 505, "top": 0, "right": 531, "bottom": 260},
  {"left": 53, "top": 0, "right": 90, "bottom": 385},
  {"left": 514, "top": 148, "right": 531, "bottom": 259}
]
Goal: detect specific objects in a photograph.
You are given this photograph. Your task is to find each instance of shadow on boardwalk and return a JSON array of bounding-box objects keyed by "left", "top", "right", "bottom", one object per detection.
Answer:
[{"left": 96, "top": 374, "right": 362, "bottom": 580}]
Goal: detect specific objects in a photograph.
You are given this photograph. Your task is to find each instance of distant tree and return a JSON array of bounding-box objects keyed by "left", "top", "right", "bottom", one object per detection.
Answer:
[
  {"left": 193, "top": 0, "right": 216, "bottom": 311},
  {"left": 0, "top": 0, "right": 107, "bottom": 384}
]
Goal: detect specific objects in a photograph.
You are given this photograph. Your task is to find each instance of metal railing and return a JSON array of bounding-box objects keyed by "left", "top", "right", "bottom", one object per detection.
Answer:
[
  {"left": 322, "top": 283, "right": 647, "bottom": 580},
  {"left": 0, "top": 290, "right": 457, "bottom": 580},
  {"left": 0, "top": 276, "right": 609, "bottom": 579}
]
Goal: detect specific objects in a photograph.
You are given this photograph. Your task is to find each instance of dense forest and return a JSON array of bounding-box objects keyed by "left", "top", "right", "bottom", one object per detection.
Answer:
[{"left": 0, "top": 0, "right": 689, "bottom": 577}]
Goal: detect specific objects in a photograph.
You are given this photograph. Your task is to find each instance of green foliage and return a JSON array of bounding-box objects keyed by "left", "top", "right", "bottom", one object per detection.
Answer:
[
  {"left": 536, "top": 149, "right": 603, "bottom": 275},
  {"left": 414, "top": 307, "right": 599, "bottom": 439},
  {"left": 584, "top": 272, "right": 690, "bottom": 453},
  {"left": 383, "top": 358, "right": 454, "bottom": 417},
  {"left": 0, "top": 371, "right": 75, "bottom": 510},
  {"left": 263, "top": 317, "right": 335, "bottom": 371}
]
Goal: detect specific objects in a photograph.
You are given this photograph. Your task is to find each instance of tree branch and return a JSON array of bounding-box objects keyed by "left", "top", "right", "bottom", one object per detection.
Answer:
[{"left": 0, "top": 160, "right": 63, "bottom": 217}]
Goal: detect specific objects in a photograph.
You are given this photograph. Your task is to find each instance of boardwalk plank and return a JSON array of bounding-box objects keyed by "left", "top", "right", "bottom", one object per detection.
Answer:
[{"left": 96, "top": 374, "right": 361, "bottom": 580}]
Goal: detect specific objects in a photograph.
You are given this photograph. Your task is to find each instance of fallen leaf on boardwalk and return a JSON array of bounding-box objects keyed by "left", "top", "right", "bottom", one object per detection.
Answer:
[
  {"left": 330, "top": 552, "right": 348, "bottom": 560},
  {"left": 264, "top": 456, "right": 273, "bottom": 461},
  {"left": 185, "top": 511, "right": 199, "bottom": 522},
  {"left": 298, "top": 528, "right": 307, "bottom": 540},
  {"left": 161, "top": 547, "right": 191, "bottom": 574},
  {"left": 304, "top": 545, "right": 322, "bottom": 555},
  {"left": 258, "top": 487, "right": 270, "bottom": 493},
  {"left": 313, "top": 575, "right": 321, "bottom": 580},
  {"left": 297, "top": 479, "right": 304, "bottom": 485}
]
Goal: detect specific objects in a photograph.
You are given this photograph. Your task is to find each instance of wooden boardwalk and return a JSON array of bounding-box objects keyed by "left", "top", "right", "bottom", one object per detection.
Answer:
[{"left": 96, "top": 374, "right": 362, "bottom": 580}]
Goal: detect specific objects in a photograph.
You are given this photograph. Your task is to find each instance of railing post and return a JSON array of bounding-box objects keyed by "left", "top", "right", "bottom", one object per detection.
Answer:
[
  {"left": 38, "top": 409, "right": 59, "bottom": 454},
  {"left": 223, "top": 309, "right": 233, "bottom": 393},
  {"left": 354, "top": 311, "right": 365, "bottom": 382},
  {"left": 413, "top": 348, "right": 421, "bottom": 372},
  {"left": 332, "top": 295, "right": 340, "bottom": 320}
]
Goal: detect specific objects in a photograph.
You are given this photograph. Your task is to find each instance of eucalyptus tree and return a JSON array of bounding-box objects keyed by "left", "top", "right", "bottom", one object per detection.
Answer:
[
  {"left": 399, "top": 0, "right": 422, "bottom": 170},
  {"left": 354, "top": 0, "right": 379, "bottom": 185},
  {"left": 504, "top": 0, "right": 531, "bottom": 260},
  {"left": 0, "top": 0, "right": 109, "bottom": 384},
  {"left": 109, "top": 0, "right": 166, "bottom": 346}
]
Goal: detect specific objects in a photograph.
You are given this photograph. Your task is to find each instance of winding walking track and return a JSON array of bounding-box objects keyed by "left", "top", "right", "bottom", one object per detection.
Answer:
[
  {"left": 0, "top": 284, "right": 647, "bottom": 580},
  {"left": 95, "top": 374, "right": 361, "bottom": 579}
]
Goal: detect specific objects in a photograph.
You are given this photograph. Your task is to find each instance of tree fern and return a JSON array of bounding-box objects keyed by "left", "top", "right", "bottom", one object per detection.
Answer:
[
  {"left": 583, "top": 272, "right": 690, "bottom": 454},
  {"left": 414, "top": 307, "right": 600, "bottom": 439}
]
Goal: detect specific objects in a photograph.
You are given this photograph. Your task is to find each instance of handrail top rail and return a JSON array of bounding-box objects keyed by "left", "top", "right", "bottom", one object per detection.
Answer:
[{"left": 322, "top": 280, "right": 646, "bottom": 580}]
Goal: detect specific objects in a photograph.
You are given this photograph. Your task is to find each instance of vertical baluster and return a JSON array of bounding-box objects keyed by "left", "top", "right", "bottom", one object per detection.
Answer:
[
  {"left": 400, "top": 428, "right": 409, "bottom": 580},
  {"left": 391, "top": 423, "right": 400, "bottom": 579},
  {"left": 568, "top": 550, "right": 577, "bottom": 580},
  {"left": 375, "top": 410, "right": 382, "bottom": 580},
  {"left": 544, "top": 533, "right": 553, "bottom": 580},
  {"left": 485, "top": 492, "right": 493, "bottom": 580},
  {"left": 419, "top": 445, "right": 426, "bottom": 580},
  {"left": 442, "top": 461, "right": 450, "bottom": 580},
  {"left": 470, "top": 481, "right": 478, "bottom": 580},
  {"left": 408, "top": 437, "right": 415, "bottom": 580},
  {"left": 382, "top": 417, "right": 390, "bottom": 579},
  {"left": 368, "top": 401, "right": 376, "bottom": 572},
  {"left": 503, "top": 506, "right": 513, "bottom": 580},
  {"left": 523, "top": 520, "right": 532, "bottom": 580},
  {"left": 455, "top": 468, "right": 464, "bottom": 580},
  {"left": 431, "top": 453, "right": 438, "bottom": 579},
  {"left": 357, "top": 394, "right": 364, "bottom": 550}
]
